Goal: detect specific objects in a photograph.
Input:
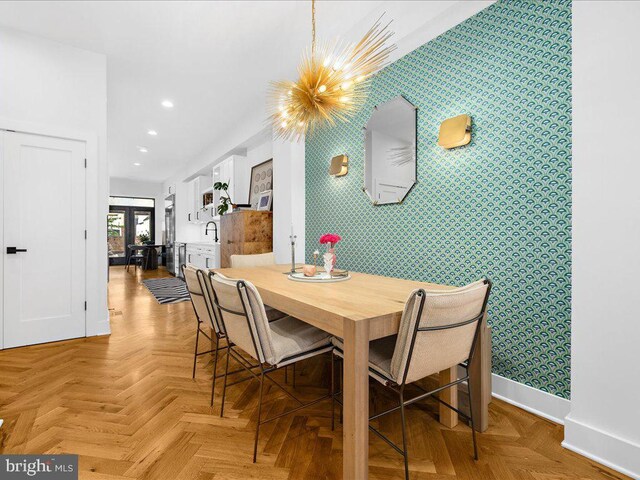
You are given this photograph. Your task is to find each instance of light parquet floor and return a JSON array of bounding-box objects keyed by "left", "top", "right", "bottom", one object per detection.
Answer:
[{"left": 0, "top": 266, "right": 629, "bottom": 480}]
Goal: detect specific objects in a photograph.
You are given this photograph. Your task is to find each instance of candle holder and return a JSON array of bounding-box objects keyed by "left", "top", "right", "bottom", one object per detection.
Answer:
[
  {"left": 290, "top": 235, "right": 297, "bottom": 274},
  {"left": 283, "top": 235, "right": 302, "bottom": 274}
]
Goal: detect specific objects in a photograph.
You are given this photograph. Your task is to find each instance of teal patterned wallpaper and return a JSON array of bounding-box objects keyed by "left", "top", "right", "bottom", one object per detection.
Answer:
[{"left": 305, "top": 0, "right": 571, "bottom": 398}]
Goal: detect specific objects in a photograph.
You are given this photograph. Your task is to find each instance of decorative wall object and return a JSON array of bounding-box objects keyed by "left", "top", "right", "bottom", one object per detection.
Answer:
[
  {"left": 363, "top": 95, "right": 417, "bottom": 205},
  {"left": 248, "top": 159, "right": 273, "bottom": 209},
  {"left": 329, "top": 154, "right": 349, "bottom": 177},
  {"left": 305, "top": 0, "right": 571, "bottom": 398},
  {"left": 438, "top": 114, "right": 472, "bottom": 149}
]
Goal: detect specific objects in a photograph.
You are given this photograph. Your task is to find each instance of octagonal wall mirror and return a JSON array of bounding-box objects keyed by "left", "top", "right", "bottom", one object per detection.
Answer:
[{"left": 363, "top": 96, "right": 417, "bottom": 205}]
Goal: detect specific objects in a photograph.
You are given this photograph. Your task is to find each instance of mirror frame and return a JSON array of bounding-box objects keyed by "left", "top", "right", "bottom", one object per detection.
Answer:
[{"left": 362, "top": 95, "right": 418, "bottom": 206}]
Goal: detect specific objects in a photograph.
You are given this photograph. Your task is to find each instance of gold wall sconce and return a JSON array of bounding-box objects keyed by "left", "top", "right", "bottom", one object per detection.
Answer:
[
  {"left": 329, "top": 154, "right": 349, "bottom": 177},
  {"left": 438, "top": 114, "right": 472, "bottom": 149}
]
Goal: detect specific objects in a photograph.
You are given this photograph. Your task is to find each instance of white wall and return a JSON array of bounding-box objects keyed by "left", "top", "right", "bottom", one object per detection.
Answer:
[
  {"left": 109, "top": 177, "right": 164, "bottom": 244},
  {"left": 0, "top": 27, "right": 109, "bottom": 337},
  {"left": 567, "top": 3, "right": 640, "bottom": 478},
  {"left": 273, "top": 137, "right": 305, "bottom": 264}
]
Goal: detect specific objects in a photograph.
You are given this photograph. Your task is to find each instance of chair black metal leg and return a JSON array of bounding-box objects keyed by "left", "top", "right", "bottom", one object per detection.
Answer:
[
  {"left": 399, "top": 388, "right": 410, "bottom": 480},
  {"left": 220, "top": 344, "right": 231, "bottom": 417},
  {"left": 210, "top": 335, "right": 220, "bottom": 406},
  {"left": 467, "top": 376, "right": 479, "bottom": 460},
  {"left": 330, "top": 352, "right": 335, "bottom": 431},
  {"left": 192, "top": 326, "right": 201, "bottom": 379},
  {"left": 253, "top": 371, "right": 266, "bottom": 463}
]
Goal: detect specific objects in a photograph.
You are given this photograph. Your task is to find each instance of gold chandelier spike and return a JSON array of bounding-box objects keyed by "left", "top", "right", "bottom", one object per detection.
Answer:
[{"left": 269, "top": 1, "right": 396, "bottom": 141}]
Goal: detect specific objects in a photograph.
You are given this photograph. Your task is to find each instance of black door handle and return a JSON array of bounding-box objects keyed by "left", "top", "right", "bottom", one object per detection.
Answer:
[{"left": 7, "top": 247, "right": 27, "bottom": 254}]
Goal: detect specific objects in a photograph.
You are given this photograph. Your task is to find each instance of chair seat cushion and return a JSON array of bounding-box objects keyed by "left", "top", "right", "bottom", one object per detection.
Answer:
[
  {"left": 332, "top": 335, "right": 397, "bottom": 384},
  {"left": 270, "top": 316, "right": 332, "bottom": 365}
]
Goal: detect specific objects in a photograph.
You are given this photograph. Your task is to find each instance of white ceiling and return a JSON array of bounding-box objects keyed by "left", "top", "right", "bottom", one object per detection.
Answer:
[{"left": 0, "top": 1, "right": 488, "bottom": 183}]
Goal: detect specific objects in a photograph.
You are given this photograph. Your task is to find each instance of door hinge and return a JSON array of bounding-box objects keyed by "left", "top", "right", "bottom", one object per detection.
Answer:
[
  {"left": 84, "top": 301, "right": 87, "bottom": 311},
  {"left": 84, "top": 158, "right": 87, "bottom": 168},
  {"left": 84, "top": 230, "right": 87, "bottom": 239}
]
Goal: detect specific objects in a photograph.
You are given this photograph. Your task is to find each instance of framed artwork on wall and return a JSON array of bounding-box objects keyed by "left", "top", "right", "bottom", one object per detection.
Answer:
[
  {"left": 248, "top": 158, "right": 273, "bottom": 209},
  {"left": 256, "top": 190, "right": 273, "bottom": 211}
]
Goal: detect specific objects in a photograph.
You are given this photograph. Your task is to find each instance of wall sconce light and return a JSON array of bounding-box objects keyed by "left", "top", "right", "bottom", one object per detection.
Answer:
[
  {"left": 438, "top": 114, "right": 472, "bottom": 149},
  {"left": 329, "top": 154, "right": 349, "bottom": 177}
]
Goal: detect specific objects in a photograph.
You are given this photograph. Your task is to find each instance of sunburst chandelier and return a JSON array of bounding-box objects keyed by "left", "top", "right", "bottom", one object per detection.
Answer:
[{"left": 269, "top": 0, "right": 396, "bottom": 140}]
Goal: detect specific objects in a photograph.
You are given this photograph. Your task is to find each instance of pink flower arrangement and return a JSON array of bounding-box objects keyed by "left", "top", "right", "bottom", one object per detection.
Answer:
[{"left": 319, "top": 233, "right": 342, "bottom": 246}]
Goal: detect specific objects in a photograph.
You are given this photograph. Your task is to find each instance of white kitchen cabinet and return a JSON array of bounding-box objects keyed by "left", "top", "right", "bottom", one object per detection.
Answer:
[
  {"left": 186, "top": 175, "right": 212, "bottom": 224},
  {"left": 185, "top": 243, "right": 220, "bottom": 270}
]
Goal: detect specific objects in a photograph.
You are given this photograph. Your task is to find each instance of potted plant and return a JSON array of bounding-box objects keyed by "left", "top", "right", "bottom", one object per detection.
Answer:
[
  {"left": 213, "top": 180, "right": 234, "bottom": 215},
  {"left": 137, "top": 230, "right": 151, "bottom": 244}
]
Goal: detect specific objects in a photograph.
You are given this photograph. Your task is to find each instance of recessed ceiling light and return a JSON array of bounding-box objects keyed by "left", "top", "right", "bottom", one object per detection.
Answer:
[
  {"left": 147, "top": 130, "right": 157, "bottom": 136},
  {"left": 161, "top": 100, "right": 174, "bottom": 109},
  {"left": 138, "top": 146, "right": 148, "bottom": 153},
  {"left": 133, "top": 162, "right": 141, "bottom": 166}
]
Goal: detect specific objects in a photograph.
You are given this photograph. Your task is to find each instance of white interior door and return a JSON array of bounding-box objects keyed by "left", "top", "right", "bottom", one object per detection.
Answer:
[{"left": 2, "top": 131, "right": 86, "bottom": 348}]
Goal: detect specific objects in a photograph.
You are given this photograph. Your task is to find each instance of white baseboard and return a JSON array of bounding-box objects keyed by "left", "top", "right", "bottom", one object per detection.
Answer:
[
  {"left": 563, "top": 416, "right": 640, "bottom": 480},
  {"left": 489, "top": 375, "right": 639, "bottom": 478},
  {"left": 491, "top": 373, "right": 571, "bottom": 425}
]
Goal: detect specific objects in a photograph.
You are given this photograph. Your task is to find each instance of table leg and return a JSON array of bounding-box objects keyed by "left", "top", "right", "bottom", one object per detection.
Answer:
[
  {"left": 439, "top": 367, "right": 459, "bottom": 428},
  {"left": 469, "top": 321, "right": 491, "bottom": 432},
  {"left": 343, "top": 318, "right": 370, "bottom": 480}
]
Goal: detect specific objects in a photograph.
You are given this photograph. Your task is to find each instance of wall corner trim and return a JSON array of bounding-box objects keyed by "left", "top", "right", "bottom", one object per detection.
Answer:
[
  {"left": 562, "top": 416, "right": 640, "bottom": 480},
  {"left": 491, "top": 374, "right": 571, "bottom": 425}
]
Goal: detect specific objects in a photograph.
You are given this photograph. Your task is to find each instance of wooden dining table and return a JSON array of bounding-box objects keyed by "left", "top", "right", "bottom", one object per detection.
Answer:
[{"left": 213, "top": 264, "right": 492, "bottom": 479}]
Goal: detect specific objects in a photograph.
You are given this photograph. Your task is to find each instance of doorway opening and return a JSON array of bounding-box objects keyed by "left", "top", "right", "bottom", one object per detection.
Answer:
[{"left": 108, "top": 196, "right": 155, "bottom": 266}]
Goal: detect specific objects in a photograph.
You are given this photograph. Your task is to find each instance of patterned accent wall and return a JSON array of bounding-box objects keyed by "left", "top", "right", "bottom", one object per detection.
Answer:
[{"left": 305, "top": 0, "right": 571, "bottom": 398}]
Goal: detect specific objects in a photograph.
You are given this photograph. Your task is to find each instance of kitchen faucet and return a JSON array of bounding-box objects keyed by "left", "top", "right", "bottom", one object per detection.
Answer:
[{"left": 205, "top": 221, "right": 219, "bottom": 243}]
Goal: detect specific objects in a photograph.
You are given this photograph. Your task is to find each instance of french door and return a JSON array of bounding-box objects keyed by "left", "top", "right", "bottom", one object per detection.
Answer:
[
  {"left": 1, "top": 131, "right": 86, "bottom": 349},
  {"left": 108, "top": 205, "right": 154, "bottom": 266}
]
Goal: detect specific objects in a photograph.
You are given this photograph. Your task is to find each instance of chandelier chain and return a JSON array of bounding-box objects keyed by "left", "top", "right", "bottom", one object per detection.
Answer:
[{"left": 311, "top": 0, "right": 316, "bottom": 56}]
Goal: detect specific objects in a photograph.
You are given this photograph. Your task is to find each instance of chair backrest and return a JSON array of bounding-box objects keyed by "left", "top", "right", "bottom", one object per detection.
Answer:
[
  {"left": 230, "top": 252, "right": 276, "bottom": 268},
  {"left": 209, "top": 272, "right": 276, "bottom": 364},
  {"left": 391, "top": 279, "right": 491, "bottom": 385},
  {"left": 197, "top": 269, "right": 225, "bottom": 335},
  {"left": 182, "top": 264, "right": 219, "bottom": 333}
]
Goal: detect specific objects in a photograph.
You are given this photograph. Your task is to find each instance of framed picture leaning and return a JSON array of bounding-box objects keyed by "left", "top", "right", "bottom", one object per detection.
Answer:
[{"left": 248, "top": 158, "right": 273, "bottom": 209}]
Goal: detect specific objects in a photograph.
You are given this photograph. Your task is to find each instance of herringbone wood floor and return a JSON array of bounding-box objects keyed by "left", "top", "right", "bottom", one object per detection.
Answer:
[{"left": 0, "top": 266, "right": 629, "bottom": 480}]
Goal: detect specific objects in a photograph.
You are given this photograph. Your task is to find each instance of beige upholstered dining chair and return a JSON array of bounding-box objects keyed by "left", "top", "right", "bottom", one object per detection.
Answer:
[
  {"left": 332, "top": 278, "right": 492, "bottom": 480},
  {"left": 230, "top": 252, "right": 276, "bottom": 268},
  {"left": 182, "top": 264, "right": 220, "bottom": 402},
  {"left": 208, "top": 271, "right": 333, "bottom": 463},
  {"left": 183, "top": 263, "right": 250, "bottom": 407},
  {"left": 228, "top": 252, "right": 293, "bottom": 379}
]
